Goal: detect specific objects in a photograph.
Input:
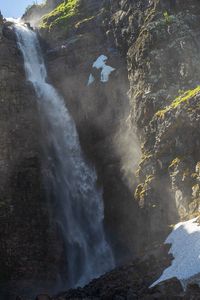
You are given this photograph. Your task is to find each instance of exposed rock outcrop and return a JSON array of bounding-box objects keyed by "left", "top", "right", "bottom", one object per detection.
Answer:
[
  {"left": 1, "top": 0, "right": 200, "bottom": 298},
  {"left": 105, "top": 0, "right": 200, "bottom": 246},
  {"left": 23, "top": 0, "right": 200, "bottom": 271},
  {"left": 22, "top": 0, "right": 64, "bottom": 27},
  {"left": 51, "top": 244, "right": 200, "bottom": 299},
  {"left": 36, "top": 0, "right": 142, "bottom": 262},
  {"left": 35, "top": 0, "right": 200, "bottom": 259},
  {"left": 0, "top": 21, "right": 60, "bottom": 299}
]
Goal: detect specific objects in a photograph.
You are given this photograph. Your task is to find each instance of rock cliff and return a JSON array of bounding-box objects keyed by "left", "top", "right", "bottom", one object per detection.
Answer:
[
  {"left": 112, "top": 0, "right": 200, "bottom": 243},
  {"left": 1, "top": 0, "right": 200, "bottom": 298},
  {"left": 0, "top": 20, "right": 62, "bottom": 299},
  {"left": 34, "top": 0, "right": 200, "bottom": 256},
  {"left": 35, "top": 0, "right": 142, "bottom": 261}
]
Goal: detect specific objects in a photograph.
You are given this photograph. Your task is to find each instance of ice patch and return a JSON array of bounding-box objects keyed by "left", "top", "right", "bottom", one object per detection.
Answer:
[
  {"left": 92, "top": 54, "right": 108, "bottom": 69},
  {"left": 151, "top": 217, "right": 200, "bottom": 288},
  {"left": 87, "top": 74, "right": 95, "bottom": 86},
  {"left": 101, "top": 65, "right": 115, "bottom": 82},
  {"left": 87, "top": 54, "right": 116, "bottom": 85}
]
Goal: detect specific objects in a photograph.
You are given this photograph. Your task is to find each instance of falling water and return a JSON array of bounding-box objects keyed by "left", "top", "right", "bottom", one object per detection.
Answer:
[{"left": 14, "top": 23, "right": 114, "bottom": 288}]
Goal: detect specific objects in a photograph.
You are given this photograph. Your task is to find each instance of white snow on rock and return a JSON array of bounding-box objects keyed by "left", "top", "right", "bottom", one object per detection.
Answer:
[
  {"left": 151, "top": 217, "right": 200, "bottom": 288},
  {"left": 92, "top": 55, "right": 108, "bottom": 69},
  {"left": 87, "top": 54, "right": 116, "bottom": 85},
  {"left": 87, "top": 74, "right": 95, "bottom": 86},
  {"left": 101, "top": 65, "right": 115, "bottom": 82}
]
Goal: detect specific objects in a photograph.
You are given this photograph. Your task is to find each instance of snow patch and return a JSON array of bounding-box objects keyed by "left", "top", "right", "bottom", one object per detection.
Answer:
[
  {"left": 101, "top": 65, "right": 115, "bottom": 83},
  {"left": 87, "top": 74, "right": 95, "bottom": 86},
  {"left": 92, "top": 54, "right": 108, "bottom": 69},
  {"left": 87, "top": 54, "right": 115, "bottom": 85},
  {"left": 151, "top": 217, "right": 200, "bottom": 288}
]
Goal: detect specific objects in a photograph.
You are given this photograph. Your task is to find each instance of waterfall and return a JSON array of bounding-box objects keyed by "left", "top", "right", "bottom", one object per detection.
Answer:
[{"left": 14, "top": 23, "right": 114, "bottom": 288}]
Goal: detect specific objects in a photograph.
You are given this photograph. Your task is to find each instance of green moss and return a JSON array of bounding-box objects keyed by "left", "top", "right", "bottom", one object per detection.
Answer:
[
  {"left": 156, "top": 86, "right": 200, "bottom": 118},
  {"left": 135, "top": 183, "right": 145, "bottom": 200},
  {"left": 136, "top": 151, "right": 153, "bottom": 178},
  {"left": 146, "top": 175, "right": 155, "bottom": 183},
  {"left": 40, "top": 0, "right": 80, "bottom": 31},
  {"left": 141, "top": 152, "right": 153, "bottom": 163},
  {"left": 163, "top": 11, "right": 173, "bottom": 24},
  {"left": 135, "top": 175, "right": 155, "bottom": 202},
  {"left": 191, "top": 172, "right": 198, "bottom": 179},
  {"left": 168, "top": 157, "right": 181, "bottom": 170},
  {"left": 140, "top": 153, "right": 152, "bottom": 165},
  {"left": 192, "top": 183, "right": 200, "bottom": 190}
]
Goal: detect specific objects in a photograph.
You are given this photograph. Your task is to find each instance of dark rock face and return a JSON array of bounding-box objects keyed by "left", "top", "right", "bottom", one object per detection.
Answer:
[
  {"left": 37, "top": 0, "right": 200, "bottom": 267},
  {"left": 22, "top": 0, "right": 64, "bottom": 26},
  {"left": 52, "top": 244, "right": 173, "bottom": 299},
  {"left": 39, "top": 0, "right": 141, "bottom": 262},
  {"left": 0, "top": 23, "right": 60, "bottom": 299},
  {"left": 52, "top": 244, "right": 200, "bottom": 299},
  {"left": 105, "top": 0, "right": 200, "bottom": 245},
  {"left": 37, "top": 0, "right": 200, "bottom": 297},
  {"left": 38, "top": 0, "right": 200, "bottom": 259},
  {"left": 1, "top": 0, "right": 200, "bottom": 299}
]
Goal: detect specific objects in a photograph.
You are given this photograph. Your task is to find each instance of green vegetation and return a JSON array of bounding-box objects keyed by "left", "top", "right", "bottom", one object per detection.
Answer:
[
  {"left": 156, "top": 86, "right": 200, "bottom": 118},
  {"left": 163, "top": 11, "right": 173, "bottom": 24},
  {"left": 146, "top": 10, "right": 175, "bottom": 32},
  {"left": 141, "top": 152, "right": 153, "bottom": 164},
  {"left": 136, "top": 150, "right": 153, "bottom": 177},
  {"left": 40, "top": 0, "right": 80, "bottom": 31},
  {"left": 135, "top": 183, "right": 145, "bottom": 200},
  {"left": 192, "top": 183, "right": 199, "bottom": 192},
  {"left": 135, "top": 174, "right": 155, "bottom": 204},
  {"left": 168, "top": 157, "right": 181, "bottom": 170}
]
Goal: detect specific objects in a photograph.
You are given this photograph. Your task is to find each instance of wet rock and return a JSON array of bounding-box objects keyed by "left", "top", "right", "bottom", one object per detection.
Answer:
[
  {"left": 151, "top": 277, "right": 183, "bottom": 296},
  {"left": 36, "top": 0, "right": 141, "bottom": 262},
  {"left": 184, "top": 284, "right": 200, "bottom": 299},
  {"left": 2, "top": 0, "right": 200, "bottom": 298},
  {"left": 48, "top": 245, "right": 200, "bottom": 299},
  {"left": 35, "top": 295, "right": 52, "bottom": 300},
  {"left": 0, "top": 13, "right": 61, "bottom": 300},
  {"left": 104, "top": 0, "right": 200, "bottom": 248}
]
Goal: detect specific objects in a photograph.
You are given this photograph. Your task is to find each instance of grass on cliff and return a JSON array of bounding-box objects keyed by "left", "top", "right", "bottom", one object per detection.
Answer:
[
  {"left": 40, "top": 0, "right": 80, "bottom": 31},
  {"left": 156, "top": 86, "right": 200, "bottom": 118}
]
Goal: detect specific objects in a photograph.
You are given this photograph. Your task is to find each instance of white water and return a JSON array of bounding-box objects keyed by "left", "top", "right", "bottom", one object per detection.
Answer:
[{"left": 14, "top": 23, "right": 114, "bottom": 288}]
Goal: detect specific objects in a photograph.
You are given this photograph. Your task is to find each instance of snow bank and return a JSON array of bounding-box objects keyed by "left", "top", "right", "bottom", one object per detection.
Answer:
[
  {"left": 101, "top": 65, "right": 115, "bottom": 82},
  {"left": 151, "top": 217, "right": 200, "bottom": 288},
  {"left": 87, "top": 54, "right": 115, "bottom": 85},
  {"left": 92, "top": 55, "right": 108, "bottom": 69}
]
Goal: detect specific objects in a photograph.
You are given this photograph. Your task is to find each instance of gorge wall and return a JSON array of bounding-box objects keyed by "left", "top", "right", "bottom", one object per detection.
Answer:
[
  {"left": 38, "top": 0, "right": 142, "bottom": 261},
  {"left": 101, "top": 0, "right": 200, "bottom": 247},
  {"left": 34, "top": 0, "right": 200, "bottom": 253},
  {"left": 0, "top": 0, "right": 200, "bottom": 298},
  {"left": 0, "top": 19, "right": 64, "bottom": 299}
]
